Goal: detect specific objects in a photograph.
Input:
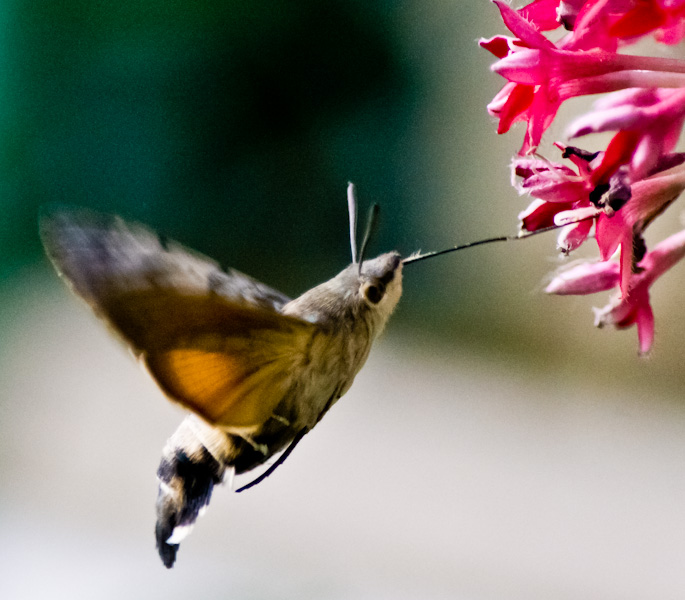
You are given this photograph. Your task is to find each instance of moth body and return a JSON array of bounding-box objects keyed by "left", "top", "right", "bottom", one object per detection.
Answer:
[{"left": 281, "top": 251, "right": 403, "bottom": 424}]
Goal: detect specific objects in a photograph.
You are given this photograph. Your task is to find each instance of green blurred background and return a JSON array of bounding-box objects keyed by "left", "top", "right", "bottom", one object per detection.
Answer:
[
  {"left": 1, "top": 1, "right": 685, "bottom": 599},
  {"left": 0, "top": 0, "right": 537, "bottom": 347}
]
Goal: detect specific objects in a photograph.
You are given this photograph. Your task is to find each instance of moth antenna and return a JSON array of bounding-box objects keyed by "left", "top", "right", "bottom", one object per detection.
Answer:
[
  {"left": 402, "top": 212, "right": 598, "bottom": 266},
  {"left": 358, "top": 203, "right": 380, "bottom": 274},
  {"left": 347, "top": 182, "right": 359, "bottom": 264}
]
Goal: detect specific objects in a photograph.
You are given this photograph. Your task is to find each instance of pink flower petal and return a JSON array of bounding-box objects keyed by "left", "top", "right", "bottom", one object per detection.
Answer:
[
  {"left": 519, "top": 198, "right": 574, "bottom": 231},
  {"left": 640, "top": 227, "right": 685, "bottom": 281},
  {"left": 634, "top": 302, "right": 655, "bottom": 355},
  {"left": 512, "top": 156, "right": 576, "bottom": 180},
  {"left": 594, "top": 211, "right": 624, "bottom": 259},
  {"left": 554, "top": 205, "right": 601, "bottom": 226},
  {"left": 609, "top": 0, "right": 667, "bottom": 39},
  {"left": 557, "top": 217, "right": 594, "bottom": 253},
  {"left": 566, "top": 104, "right": 644, "bottom": 138},
  {"left": 623, "top": 161, "right": 685, "bottom": 226},
  {"left": 567, "top": 0, "right": 621, "bottom": 52},
  {"left": 480, "top": 35, "right": 529, "bottom": 58},
  {"left": 519, "top": 0, "right": 562, "bottom": 30},
  {"left": 492, "top": 0, "right": 556, "bottom": 49},
  {"left": 522, "top": 177, "right": 586, "bottom": 202},
  {"left": 592, "top": 87, "right": 662, "bottom": 111},
  {"left": 590, "top": 129, "right": 641, "bottom": 186},
  {"left": 546, "top": 260, "right": 620, "bottom": 295},
  {"left": 496, "top": 84, "right": 535, "bottom": 133},
  {"left": 522, "top": 87, "right": 562, "bottom": 152}
]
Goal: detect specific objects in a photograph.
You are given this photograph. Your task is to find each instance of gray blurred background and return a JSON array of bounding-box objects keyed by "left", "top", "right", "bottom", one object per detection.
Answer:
[{"left": 1, "top": 1, "right": 685, "bottom": 598}]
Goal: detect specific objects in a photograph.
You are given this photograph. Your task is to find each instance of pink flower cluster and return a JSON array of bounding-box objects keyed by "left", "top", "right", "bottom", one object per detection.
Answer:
[{"left": 481, "top": 0, "right": 685, "bottom": 354}]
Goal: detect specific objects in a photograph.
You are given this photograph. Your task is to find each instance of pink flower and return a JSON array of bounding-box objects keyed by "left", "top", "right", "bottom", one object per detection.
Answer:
[
  {"left": 480, "top": 1, "right": 562, "bottom": 152},
  {"left": 546, "top": 228, "right": 685, "bottom": 354},
  {"left": 566, "top": 88, "right": 685, "bottom": 178},
  {"left": 513, "top": 150, "right": 598, "bottom": 251},
  {"left": 513, "top": 138, "right": 637, "bottom": 256},
  {"left": 481, "top": 0, "right": 685, "bottom": 352},
  {"left": 513, "top": 154, "right": 587, "bottom": 203},
  {"left": 485, "top": 81, "right": 536, "bottom": 136},
  {"left": 514, "top": 142, "right": 685, "bottom": 294},
  {"left": 482, "top": 0, "right": 685, "bottom": 152},
  {"left": 596, "top": 160, "right": 685, "bottom": 293}
]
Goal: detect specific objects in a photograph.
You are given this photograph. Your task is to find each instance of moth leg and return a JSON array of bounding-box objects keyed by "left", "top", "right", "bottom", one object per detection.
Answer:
[
  {"left": 236, "top": 428, "right": 308, "bottom": 493},
  {"left": 270, "top": 413, "right": 291, "bottom": 426},
  {"left": 239, "top": 435, "right": 269, "bottom": 456},
  {"left": 155, "top": 415, "right": 235, "bottom": 568}
]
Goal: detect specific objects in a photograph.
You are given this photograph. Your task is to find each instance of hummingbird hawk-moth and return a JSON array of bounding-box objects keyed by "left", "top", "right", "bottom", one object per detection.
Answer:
[
  {"left": 40, "top": 184, "right": 408, "bottom": 568},
  {"left": 40, "top": 182, "right": 566, "bottom": 567}
]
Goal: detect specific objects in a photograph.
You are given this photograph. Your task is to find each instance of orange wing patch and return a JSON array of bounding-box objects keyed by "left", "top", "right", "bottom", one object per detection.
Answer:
[
  {"left": 147, "top": 348, "right": 292, "bottom": 431},
  {"left": 162, "top": 349, "right": 244, "bottom": 417}
]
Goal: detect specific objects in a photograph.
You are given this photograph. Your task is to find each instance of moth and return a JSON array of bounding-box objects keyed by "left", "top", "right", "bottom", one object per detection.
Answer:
[
  {"left": 40, "top": 181, "right": 567, "bottom": 567},
  {"left": 40, "top": 184, "right": 416, "bottom": 568}
]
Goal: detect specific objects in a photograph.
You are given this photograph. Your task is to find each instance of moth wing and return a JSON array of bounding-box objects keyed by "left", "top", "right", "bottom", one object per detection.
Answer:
[
  {"left": 40, "top": 206, "right": 292, "bottom": 313},
  {"left": 141, "top": 299, "right": 314, "bottom": 429},
  {"left": 40, "top": 207, "right": 316, "bottom": 429}
]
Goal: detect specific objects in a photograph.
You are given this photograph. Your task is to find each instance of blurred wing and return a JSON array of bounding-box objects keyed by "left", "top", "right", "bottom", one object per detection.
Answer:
[
  {"left": 40, "top": 207, "right": 292, "bottom": 312},
  {"left": 40, "top": 207, "right": 315, "bottom": 429}
]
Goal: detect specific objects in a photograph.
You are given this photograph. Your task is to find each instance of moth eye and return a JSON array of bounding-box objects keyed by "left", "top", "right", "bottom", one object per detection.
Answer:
[{"left": 362, "top": 282, "right": 384, "bottom": 304}]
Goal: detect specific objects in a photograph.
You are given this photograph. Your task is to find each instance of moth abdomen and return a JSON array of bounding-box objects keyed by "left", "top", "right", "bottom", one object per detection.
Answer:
[
  {"left": 155, "top": 416, "right": 234, "bottom": 568},
  {"left": 155, "top": 446, "right": 225, "bottom": 568}
]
